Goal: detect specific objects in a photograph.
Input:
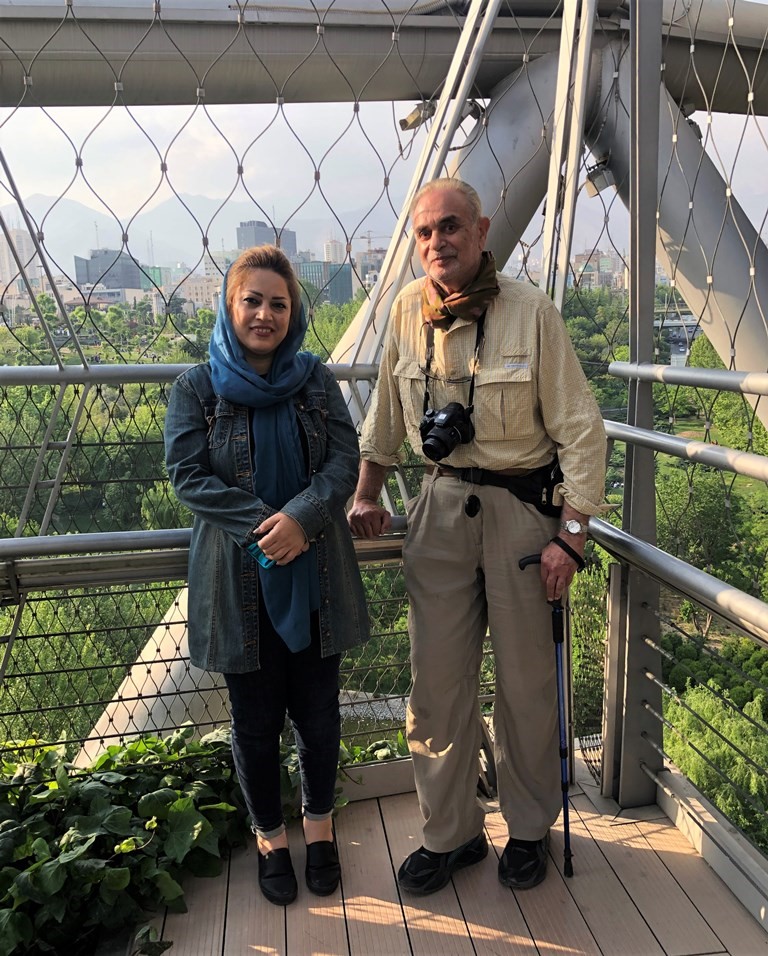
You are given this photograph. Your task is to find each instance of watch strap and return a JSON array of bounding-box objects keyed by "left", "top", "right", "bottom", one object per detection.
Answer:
[{"left": 549, "top": 535, "right": 586, "bottom": 571}]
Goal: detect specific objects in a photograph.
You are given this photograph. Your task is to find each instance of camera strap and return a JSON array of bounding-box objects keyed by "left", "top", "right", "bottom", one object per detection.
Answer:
[{"left": 422, "top": 310, "right": 487, "bottom": 415}]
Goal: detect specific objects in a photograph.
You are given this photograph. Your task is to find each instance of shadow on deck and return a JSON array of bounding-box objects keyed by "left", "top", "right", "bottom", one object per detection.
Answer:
[{"left": 111, "top": 760, "right": 768, "bottom": 956}]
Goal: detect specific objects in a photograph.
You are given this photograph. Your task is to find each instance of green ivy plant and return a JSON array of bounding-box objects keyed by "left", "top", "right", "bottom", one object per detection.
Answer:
[
  {"left": 0, "top": 726, "right": 410, "bottom": 956},
  {"left": 0, "top": 727, "right": 242, "bottom": 956}
]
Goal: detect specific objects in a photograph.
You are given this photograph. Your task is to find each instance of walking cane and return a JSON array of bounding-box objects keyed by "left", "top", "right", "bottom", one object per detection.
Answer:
[{"left": 518, "top": 552, "right": 574, "bottom": 878}]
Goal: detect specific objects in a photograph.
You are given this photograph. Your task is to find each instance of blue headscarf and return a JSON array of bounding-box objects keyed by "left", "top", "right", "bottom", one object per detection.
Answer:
[{"left": 209, "top": 267, "right": 321, "bottom": 652}]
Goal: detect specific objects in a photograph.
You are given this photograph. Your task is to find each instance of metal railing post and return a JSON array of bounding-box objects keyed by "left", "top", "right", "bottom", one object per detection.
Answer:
[
  {"left": 618, "top": 0, "right": 663, "bottom": 807},
  {"left": 601, "top": 562, "right": 626, "bottom": 799}
]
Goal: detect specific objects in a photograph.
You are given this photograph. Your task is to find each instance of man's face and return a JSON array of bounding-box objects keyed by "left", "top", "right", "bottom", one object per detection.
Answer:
[{"left": 412, "top": 187, "right": 490, "bottom": 294}]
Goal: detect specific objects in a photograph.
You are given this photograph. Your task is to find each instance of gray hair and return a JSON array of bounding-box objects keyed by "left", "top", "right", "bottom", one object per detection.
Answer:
[{"left": 409, "top": 178, "right": 483, "bottom": 222}]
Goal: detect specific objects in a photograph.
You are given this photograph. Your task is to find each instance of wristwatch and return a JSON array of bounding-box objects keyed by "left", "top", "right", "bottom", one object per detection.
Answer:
[{"left": 560, "top": 518, "right": 589, "bottom": 535}]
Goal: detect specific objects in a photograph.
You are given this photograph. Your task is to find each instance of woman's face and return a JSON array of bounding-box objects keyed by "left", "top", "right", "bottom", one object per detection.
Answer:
[{"left": 230, "top": 268, "right": 292, "bottom": 373}]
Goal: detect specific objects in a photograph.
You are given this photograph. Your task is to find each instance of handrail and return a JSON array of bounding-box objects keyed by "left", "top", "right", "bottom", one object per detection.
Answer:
[
  {"left": 608, "top": 361, "right": 768, "bottom": 396},
  {"left": 605, "top": 420, "right": 768, "bottom": 481},
  {"left": 589, "top": 517, "right": 768, "bottom": 647},
  {"left": 0, "top": 519, "right": 408, "bottom": 602},
  {"left": 0, "top": 363, "right": 380, "bottom": 387}
]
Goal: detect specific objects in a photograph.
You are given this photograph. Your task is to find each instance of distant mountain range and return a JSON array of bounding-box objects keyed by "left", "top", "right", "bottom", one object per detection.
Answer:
[
  {"left": 1, "top": 192, "right": 629, "bottom": 279},
  {"left": 0, "top": 194, "right": 404, "bottom": 276}
]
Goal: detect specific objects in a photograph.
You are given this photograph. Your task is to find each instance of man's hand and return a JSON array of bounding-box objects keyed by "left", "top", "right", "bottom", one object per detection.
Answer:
[
  {"left": 348, "top": 460, "right": 392, "bottom": 538},
  {"left": 255, "top": 513, "right": 309, "bottom": 566},
  {"left": 540, "top": 506, "right": 589, "bottom": 602},
  {"left": 541, "top": 537, "right": 584, "bottom": 602},
  {"left": 348, "top": 497, "right": 392, "bottom": 539}
]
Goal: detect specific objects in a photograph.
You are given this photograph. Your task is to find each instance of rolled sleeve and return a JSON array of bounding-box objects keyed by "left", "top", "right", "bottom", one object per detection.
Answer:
[
  {"left": 359, "top": 327, "right": 408, "bottom": 466},
  {"left": 536, "top": 299, "right": 607, "bottom": 516}
]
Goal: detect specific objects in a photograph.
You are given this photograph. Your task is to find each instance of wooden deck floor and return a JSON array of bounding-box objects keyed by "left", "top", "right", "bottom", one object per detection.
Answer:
[{"left": 143, "top": 773, "right": 768, "bottom": 956}]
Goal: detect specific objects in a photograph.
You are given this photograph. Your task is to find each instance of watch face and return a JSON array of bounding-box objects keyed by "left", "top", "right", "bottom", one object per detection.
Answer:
[{"left": 565, "top": 520, "right": 583, "bottom": 533}]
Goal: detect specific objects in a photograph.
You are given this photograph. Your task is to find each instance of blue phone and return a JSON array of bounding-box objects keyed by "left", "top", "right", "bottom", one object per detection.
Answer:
[{"left": 246, "top": 541, "right": 276, "bottom": 569}]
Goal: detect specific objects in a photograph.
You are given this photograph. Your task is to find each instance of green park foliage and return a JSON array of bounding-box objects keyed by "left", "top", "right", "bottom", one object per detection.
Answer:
[{"left": 664, "top": 682, "right": 768, "bottom": 853}]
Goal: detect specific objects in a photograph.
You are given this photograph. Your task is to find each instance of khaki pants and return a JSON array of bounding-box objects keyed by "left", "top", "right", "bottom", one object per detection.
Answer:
[{"left": 403, "top": 472, "right": 562, "bottom": 853}]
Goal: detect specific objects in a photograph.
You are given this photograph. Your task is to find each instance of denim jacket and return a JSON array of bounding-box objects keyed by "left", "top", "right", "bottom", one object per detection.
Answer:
[{"left": 164, "top": 362, "right": 370, "bottom": 673}]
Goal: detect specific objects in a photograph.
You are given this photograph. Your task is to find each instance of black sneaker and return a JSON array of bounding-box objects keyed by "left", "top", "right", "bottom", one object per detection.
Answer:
[
  {"left": 397, "top": 832, "right": 488, "bottom": 895},
  {"left": 498, "top": 833, "right": 549, "bottom": 890}
]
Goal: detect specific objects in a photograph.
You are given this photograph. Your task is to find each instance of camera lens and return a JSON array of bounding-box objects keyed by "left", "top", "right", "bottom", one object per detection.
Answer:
[{"left": 422, "top": 430, "right": 454, "bottom": 461}]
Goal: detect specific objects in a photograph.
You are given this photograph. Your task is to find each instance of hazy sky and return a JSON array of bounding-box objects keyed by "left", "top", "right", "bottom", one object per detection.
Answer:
[{"left": 1, "top": 2, "right": 766, "bottom": 261}]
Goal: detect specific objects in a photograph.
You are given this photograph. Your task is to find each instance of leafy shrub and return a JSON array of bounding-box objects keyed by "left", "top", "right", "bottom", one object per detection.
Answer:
[
  {"left": 0, "top": 727, "right": 242, "bottom": 956},
  {"left": 668, "top": 663, "right": 691, "bottom": 694},
  {"left": 0, "top": 726, "right": 411, "bottom": 956}
]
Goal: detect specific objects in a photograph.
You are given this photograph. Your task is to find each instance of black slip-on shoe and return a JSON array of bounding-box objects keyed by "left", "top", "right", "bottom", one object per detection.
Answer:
[
  {"left": 498, "top": 833, "right": 549, "bottom": 890},
  {"left": 397, "top": 832, "right": 488, "bottom": 896},
  {"left": 258, "top": 847, "right": 298, "bottom": 906},
  {"left": 305, "top": 840, "right": 341, "bottom": 896}
]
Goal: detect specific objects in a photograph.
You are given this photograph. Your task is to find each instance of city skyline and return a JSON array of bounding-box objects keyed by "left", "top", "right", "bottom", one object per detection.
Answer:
[{"left": 1, "top": 97, "right": 766, "bottom": 290}]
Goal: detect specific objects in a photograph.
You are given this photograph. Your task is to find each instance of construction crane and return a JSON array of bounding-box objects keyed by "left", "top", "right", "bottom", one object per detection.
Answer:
[{"left": 358, "top": 230, "right": 391, "bottom": 253}]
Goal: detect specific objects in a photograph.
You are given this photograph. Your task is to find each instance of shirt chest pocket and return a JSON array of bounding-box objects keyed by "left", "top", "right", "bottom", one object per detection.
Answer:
[
  {"left": 473, "top": 357, "right": 536, "bottom": 440},
  {"left": 205, "top": 399, "right": 235, "bottom": 449},
  {"left": 393, "top": 357, "right": 427, "bottom": 432}
]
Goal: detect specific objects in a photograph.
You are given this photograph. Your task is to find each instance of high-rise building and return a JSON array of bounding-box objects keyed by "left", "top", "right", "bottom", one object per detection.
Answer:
[
  {"left": 298, "top": 261, "right": 353, "bottom": 306},
  {"left": 0, "top": 228, "right": 41, "bottom": 289},
  {"left": 323, "top": 238, "right": 345, "bottom": 264},
  {"left": 74, "top": 249, "right": 147, "bottom": 291},
  {"left": 236, "top": 221, "right": 297, "bottom": 257}
]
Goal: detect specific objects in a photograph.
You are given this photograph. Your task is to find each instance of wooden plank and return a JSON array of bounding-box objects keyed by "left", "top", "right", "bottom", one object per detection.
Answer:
[
  {"left": 636, "top": 815, "right": 768, "bottom": 956},
  {"left": 379, "top": 792, "right": 475, "bottom": 955},
  {"left": 456, "top": 809, "right": 538, "bottom": 955},
  {"left": 224, "top": 842, "right": 286, "bottom": 956},
  {"left": 161, "top": 859, "right": 228, "bottom": 955},
  {"left": 548, "top": 804, "right": 664, "bottom": 955},
  {"left": 286, "top": 820, "right": 349, "bottom": 956},
  {"left": 335, "top": 798, "right": 411, "bottom": 956},
  {"left": 484, "top": 810, "right": 602, "bottom": 956},
  {"left": 571, "top": 794, "right": 724, "bottom": 956}
]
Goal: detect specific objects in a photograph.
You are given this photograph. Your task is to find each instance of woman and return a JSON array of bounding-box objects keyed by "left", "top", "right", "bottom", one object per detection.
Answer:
[{"left": 165, "top": 245, "right": 370, "bottom": 906}]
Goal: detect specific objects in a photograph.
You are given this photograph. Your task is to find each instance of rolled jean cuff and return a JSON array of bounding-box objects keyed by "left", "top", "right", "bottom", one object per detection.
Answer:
[
  {"left": 303, "top": 808, "right": 333, "bottom": 822},
  {"left": 251, "top": 822, "right": 286, "bottom": 840}
]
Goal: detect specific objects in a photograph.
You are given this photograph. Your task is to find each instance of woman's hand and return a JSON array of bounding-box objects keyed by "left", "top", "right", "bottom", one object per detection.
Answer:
[{"left": 255, "top": 513, "right": 310, "bottom": 565}]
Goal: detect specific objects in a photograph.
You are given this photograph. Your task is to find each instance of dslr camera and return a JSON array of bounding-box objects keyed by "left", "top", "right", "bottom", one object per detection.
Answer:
[{"left": 419, "top": 402, "right": 475, "bottom": 462}]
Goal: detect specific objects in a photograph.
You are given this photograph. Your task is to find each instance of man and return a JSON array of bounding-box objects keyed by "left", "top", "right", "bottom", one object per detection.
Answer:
[{"left": 348, "top": 178, "right": 606, "bottom": 893}]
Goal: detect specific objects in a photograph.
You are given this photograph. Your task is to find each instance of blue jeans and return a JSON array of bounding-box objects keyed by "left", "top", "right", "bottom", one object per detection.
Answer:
[{"left": 224, "top": 601, "right": 341, "bottom": 838}]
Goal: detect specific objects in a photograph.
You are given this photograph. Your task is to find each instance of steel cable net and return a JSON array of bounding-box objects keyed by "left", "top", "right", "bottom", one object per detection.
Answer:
[
  {"left": 653, "top": 2, "right": 768, "bottom": 564},
  {"left": 645, "top": 585, "right": 768, "bottom": 856},
  {"left": 650, "top": 4, "right": 768, "bottom": 838},
  {"left": 0, "top": 0, "right": 765, "bottom": 777}
]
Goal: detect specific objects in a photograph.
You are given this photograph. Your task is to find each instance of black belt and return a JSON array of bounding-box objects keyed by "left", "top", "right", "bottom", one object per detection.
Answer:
[
  {"left": 433, "top": 464, "right": 534, "bottom": 489},
  {"left": 428, "top": 459, "right": 564, "bottom": 519}
]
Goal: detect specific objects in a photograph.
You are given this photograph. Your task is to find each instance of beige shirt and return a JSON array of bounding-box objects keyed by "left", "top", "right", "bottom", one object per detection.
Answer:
[{"left": 360, "top": 273, "right": 607, "bottom": 516}]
